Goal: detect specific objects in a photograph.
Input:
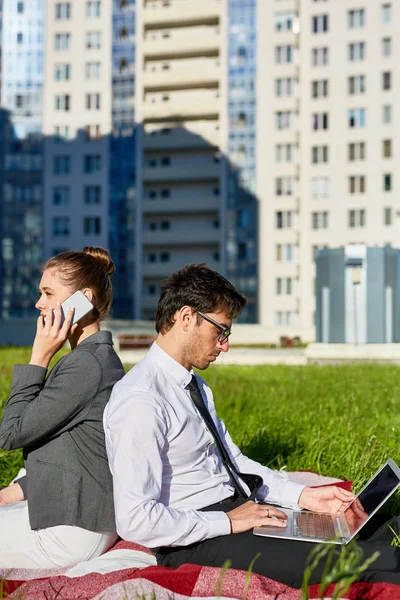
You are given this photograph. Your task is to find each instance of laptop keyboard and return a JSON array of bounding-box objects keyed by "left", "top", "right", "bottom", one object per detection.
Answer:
[{"left": 293, "top": 512, "right": 336, "bottom": 539}]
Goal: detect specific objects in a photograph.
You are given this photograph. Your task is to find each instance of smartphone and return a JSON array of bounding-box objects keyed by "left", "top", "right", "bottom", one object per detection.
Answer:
[{"left": 60, "top": 290, "right": 94, "bottom": 325}]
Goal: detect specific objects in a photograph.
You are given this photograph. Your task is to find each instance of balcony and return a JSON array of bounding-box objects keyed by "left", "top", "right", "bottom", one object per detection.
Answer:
[
  {"left": 144, "top": 0, "right": 221, "bottom": 28},
  {"left": 142, "top": 195, "right": 219, "bottom": 214},
  {"left": 142, "top": 227, "right": 220, "bottom": 246},
  {"left": 142, "top": 259, "right": 219, "bottom": 278},
  {"left": 143, "top": 59, "right": 220, "bottom": 90},
  {"left": 143, "top": 26, "right": 220, "bottom": 59},
  {"left": 143, "top": 94, "right": 219, "bottom": 121},
  {"left": 142, "top": 161, "right": 220, "bottom": 182},
  {"left": 144, "top": 125, "right": 220, "bottom": 149}
]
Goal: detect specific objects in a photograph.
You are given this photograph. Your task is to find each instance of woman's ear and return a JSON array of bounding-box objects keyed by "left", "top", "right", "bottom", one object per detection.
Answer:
[{"left": 82, "top": 288, "right": 94, "bottom": 303}]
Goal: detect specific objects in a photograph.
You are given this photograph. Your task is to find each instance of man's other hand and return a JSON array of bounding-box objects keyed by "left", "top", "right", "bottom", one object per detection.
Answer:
[
  {"left": 298, "top": 485, "right": 355, "bottom": 514},
  {"left": 227, "top": 501, "right": 287, "bottom": 533},
  {"left": 0, "top": 482, "right": 24, "bottom": 505}
]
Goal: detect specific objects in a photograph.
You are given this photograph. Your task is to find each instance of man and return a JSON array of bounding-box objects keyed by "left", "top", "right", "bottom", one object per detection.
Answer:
[{"left": 104, "top": 264, "right": 400, "bottom": 587}]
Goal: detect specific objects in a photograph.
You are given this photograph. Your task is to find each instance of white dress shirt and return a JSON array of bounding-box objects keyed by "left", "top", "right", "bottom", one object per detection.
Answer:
[{"left": 104, "top": 342, "right": 305, "bottom": 548}]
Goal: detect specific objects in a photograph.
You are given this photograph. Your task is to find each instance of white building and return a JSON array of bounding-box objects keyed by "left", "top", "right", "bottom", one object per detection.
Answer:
[
  {"left": 257, "top": 0, "right": 399, "bottom": 342},
  {"left": 134, "top": 0, "right": 229, "bottom": 319}
]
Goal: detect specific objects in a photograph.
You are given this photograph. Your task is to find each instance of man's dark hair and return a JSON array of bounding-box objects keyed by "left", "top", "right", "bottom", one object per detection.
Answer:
[{"left": 155, "top": 263, "right": 247, "bottom": 334}]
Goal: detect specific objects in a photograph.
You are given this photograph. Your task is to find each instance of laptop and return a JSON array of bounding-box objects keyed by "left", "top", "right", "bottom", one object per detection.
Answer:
[{"left": 253, "top": 458, "right": 400, "bottom": 545}]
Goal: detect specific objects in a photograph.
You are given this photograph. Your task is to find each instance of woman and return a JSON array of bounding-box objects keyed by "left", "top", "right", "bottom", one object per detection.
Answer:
[{"left": 0, "top": 247, "right": 125, "bottom": 568}]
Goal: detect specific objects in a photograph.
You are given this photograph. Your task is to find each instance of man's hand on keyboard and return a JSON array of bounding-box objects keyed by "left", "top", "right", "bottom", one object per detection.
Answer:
[{"left": 298, "top": 486, "right": 355, "bottom": 514}]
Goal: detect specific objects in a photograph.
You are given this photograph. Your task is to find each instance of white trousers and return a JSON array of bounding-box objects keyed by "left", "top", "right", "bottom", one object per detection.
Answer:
[{"left": 0, "top": 501, "right": 118, "bottom": 569}]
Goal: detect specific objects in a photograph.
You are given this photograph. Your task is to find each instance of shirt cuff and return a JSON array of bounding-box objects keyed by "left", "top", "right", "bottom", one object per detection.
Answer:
[
  {"left": 12, "top": 364, "right": 47, "bottom": 387},
  {"left": 205, "top": 511, "right": 231, "bottom": 538},
  {"left": 279, "top": 480, "right": 306, "bottom": 509}
]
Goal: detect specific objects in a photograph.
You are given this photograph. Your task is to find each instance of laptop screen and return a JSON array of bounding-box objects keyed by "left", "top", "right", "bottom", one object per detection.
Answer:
[{"left": 343, "top": 463, "right": 400, "bottom": 535}]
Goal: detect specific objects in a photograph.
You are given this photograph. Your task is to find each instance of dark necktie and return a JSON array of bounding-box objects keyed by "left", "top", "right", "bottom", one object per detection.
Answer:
[{"left": 187, "top": 375, "right": 263, "bottom": 501}]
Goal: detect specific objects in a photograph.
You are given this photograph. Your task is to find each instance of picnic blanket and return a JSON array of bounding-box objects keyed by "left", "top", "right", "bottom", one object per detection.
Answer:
[{"left": 1, "top": 473, "right": 399, "bottom": 599}]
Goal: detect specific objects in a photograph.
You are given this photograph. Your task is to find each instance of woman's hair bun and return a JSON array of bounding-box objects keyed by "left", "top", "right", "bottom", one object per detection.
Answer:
[{"left": 83, "top": 246, "right": 115, "bottom": 276}]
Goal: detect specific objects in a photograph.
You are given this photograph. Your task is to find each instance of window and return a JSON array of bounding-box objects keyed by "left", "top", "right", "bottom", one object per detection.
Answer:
[
  {"left": 348, "top": 9, "right": 365, "bottom": 28},
  {"left": 384, "top": 174, "right": 392, "bottom": 191},
  {"left": 86, "top": 31, "right": 101, "bottom": 49},
  {"left": 348, "top": 142, "right": 366, "bottom": 161},
  {"left": 276, "top": 144, "right": 294, "bottom": 163},
  {"left": 17, "top": 2, "right": 24, "bottom": 13},
  {"left": 84, "top": 216, "right": 101, "bottom": 235},
  {"left": 56, "top": 2, "right": 71, "bottom": 19},
  {"left": 86, "top": 93, "right": 101, "bottom": 110},
  {"left": 55, "top": 94, "right": 70, "bottom": 111},
  {"left": 54, "top": 63, "right": 71, "bottom": 81},
  {"left": 84, "top": 185, "right": 102, "bottom": 204},
  {"left": 348, "top": 75, "right": 365, "bottom": 94},
  {"left": 275, "top": 111, "right": 294, "bottom": 130},
  {"left": 349, "top": 175, "right": 366, "bottom": 193},
  {"left": 53, "top": 217, "right": 70, "bottom": 236},
  {"left": 161, "top": 189, "right": 170, "bottom": 198},
  {"left": 312, "top": 47, "right": 329, "bottom": 66},
  {"left": 84, "top": 154, "right": 101, "bottom": 173},
  {"left": 55, "top": 33, "right": 71, "bottom": 50},
  {"left": 312, "top": 145, "right": 329, "bottom": 163},
  {"left": 86, "top": 1, "right": 101, "bottom": 17},
  {"left": 54, "top": 125, "right": 70, "bottom": 141},
  {"left": 384, "top": 207, "right": 392, "bottom": 225},
  {"left": 348, "top": 108, "right": 366, "bottom": 128},
  {"left": 275, "top": 45, "right": 294, "bottom": 64},
  {"left": 348, "top": 42, "right": 365, "bottom": 61},
  {"left": 312, "top": 177, "right": 329, "bottom": 197},
  {"left": 86, "top": 62, "right": 101, "bottom": 80},
  {"left": 53, "top": 186, "right": 70, "bottom": 205},
  {"left": 17, "top": 32, "right": 23, "bottom": 44},
  {"left": 312, "top": 14, "right": 329, "bottom": 33},
  {"left": 15, "top": 95, "right": 23, "bottom": 108},
  {"left": 276, "top": 243, "right": 294, "bottom": 263},
  {"left": 383, "top": 72, "right": 392, "bottom": 90},
  {"left": 312, "top": 112, "right": 329, "bottom": 130},
  {"left": 382, "top": 37, "right": 392, "bottom": 57},
  {"left": 276, "top": 278, "right": 293, "bottom": 296},
  {"left": 275, "top": 78, "right": 294, "bottom": 97},
  {"left": 276, "top": 210, "right": 293, "bottom": 229},
  {"left": 276, "top": 312, "right": 295, "bottom": 326},
  {"left": 85, "top": 124, "right": 101, "bottom": 139},
  {"left": 53, "top": 155, "right": 71, "bottom": 174},
  {"left": 383, "top": 105, "right": 392, "bottom": 124},
  {"left": 383, "top": 139, "right": 392, "bottom": 158},
  {"left": 161, "top": 157, "right": 170, "bottom": 166},
  {"left": 382, "top": 3, "right": 392, "bottom": 24},
  {"left": 276, "top": 177, "right": 295, "bottom": 196},
  {"left": 312, "top": 244, "right": 329, "bottom": 260},
  {"left": 348, "top": 209, "right": 366, "bottom": 227},
  {"left": 312, "top": 79, "right": 329, "bottom": 98},
  {"left": 312, "top": 211, "right": 329, "bottom": 229},
  {"left": 275, "top": 11, "right": 295, "bottom": 31}
]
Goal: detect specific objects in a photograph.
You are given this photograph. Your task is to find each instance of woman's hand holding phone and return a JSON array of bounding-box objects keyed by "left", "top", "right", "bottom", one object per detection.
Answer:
[{"left": 30, "top": 303, "right": 78, "bottom": 369}]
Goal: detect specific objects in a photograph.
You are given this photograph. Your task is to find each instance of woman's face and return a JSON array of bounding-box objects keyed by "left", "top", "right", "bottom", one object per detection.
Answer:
[{"left": 35, "top": 268, "right": 73, "bottom": 315}]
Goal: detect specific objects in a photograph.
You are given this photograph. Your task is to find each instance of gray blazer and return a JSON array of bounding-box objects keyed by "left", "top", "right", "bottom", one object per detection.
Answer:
[{"left": 0, "top": 330, "right": 125, "bottom": 532}]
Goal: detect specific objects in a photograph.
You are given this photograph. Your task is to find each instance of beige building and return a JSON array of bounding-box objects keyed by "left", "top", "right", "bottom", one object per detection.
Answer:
[
  {"left": 134, "top": 0, "right": 228, "bottom": 319},
  {"left": 42, "top": 0, "right": 113, "bottom": 257},
  {"left": 257, "top": 0, "right": 399, "bottom": 342}
]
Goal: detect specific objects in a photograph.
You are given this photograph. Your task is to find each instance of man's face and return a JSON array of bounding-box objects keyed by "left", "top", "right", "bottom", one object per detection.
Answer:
[{"left": 185, "top": 310, "right": 232, "bottom": 370}]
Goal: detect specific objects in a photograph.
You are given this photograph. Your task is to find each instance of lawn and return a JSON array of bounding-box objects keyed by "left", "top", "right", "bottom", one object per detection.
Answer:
[{"left": 1, "top": 350, "right": 399, "bottom": 515}]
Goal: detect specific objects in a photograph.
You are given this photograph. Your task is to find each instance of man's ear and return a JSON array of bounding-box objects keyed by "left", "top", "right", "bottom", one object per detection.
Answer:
[
  {"left": 82, "top": 288, "right": 94, "bottom": 303},
  {"left": 178, "top": 306, "right": 195, "bottom": 333}
]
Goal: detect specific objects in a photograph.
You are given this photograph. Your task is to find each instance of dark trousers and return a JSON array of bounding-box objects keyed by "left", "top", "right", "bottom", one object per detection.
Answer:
[{"left": 156, "top": 498, "right": 400, "bottom": 589}]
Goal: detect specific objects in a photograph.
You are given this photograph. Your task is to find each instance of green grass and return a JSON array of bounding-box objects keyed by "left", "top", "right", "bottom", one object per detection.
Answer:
[{"left": 1, "top": 354, "right": 399, "bottom": 514}]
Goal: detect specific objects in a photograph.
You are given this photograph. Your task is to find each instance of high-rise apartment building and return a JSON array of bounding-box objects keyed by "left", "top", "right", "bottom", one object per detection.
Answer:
[
  {"left": 42, "top": 0, "right": 136, "bottom": 317},
  {"left": 134, "top": 0, "right": 228, "bottom": 319},
  {"left": 257, "top": 0, "right": 399, "bottom": 341}
]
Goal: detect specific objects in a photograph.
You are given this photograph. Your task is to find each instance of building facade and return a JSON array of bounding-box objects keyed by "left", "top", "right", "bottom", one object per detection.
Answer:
[
  {"left": 0, "top": 0, "right": 44, "bottom": 318},
  {"left": 257, "top": 0, "right": 399, "bottom": 341},
  {"left": 134, "top": 0, "right": 229, "bottom": 320}
]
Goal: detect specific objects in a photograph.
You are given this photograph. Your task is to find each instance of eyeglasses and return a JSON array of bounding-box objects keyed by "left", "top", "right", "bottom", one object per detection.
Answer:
[{"left": 196, "top": 310, "right": 231, "bottom": 344}]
